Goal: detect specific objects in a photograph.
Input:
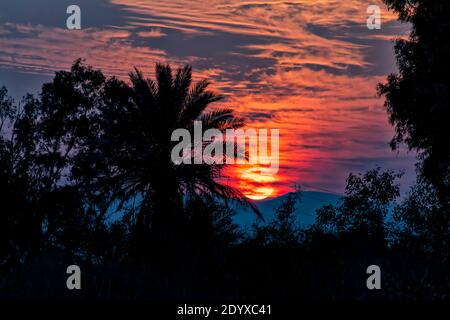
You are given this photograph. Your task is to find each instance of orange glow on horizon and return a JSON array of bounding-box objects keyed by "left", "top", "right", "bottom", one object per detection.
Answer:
[
  {"left": 245, "top": 187, "right": 275, "bottom": 200},
  {"left": 240, "top": 169, "right": 276, "bottom": 200},
  {"left": 226, "top": 164, "right": 287, "bottom": 200}
]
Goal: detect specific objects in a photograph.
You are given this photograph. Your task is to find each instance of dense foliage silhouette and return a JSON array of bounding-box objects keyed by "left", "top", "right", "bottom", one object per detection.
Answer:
[
  {"left": 378, "top": 0, "right": 450, "bottom": 264},
  {"left": 379, "top": 0, "right": 450, "bottom": 213}
]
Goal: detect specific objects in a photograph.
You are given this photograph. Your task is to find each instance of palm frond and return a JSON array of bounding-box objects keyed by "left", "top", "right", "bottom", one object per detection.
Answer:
[
  {"left": 178, "top": 80, "right": 223, "bottom": 127},
  {"left": 173, "top": 66, "right": 192, "bottom": 111},
  {"left": 200, "top": 108, "right": 245, "bottom": 130}
]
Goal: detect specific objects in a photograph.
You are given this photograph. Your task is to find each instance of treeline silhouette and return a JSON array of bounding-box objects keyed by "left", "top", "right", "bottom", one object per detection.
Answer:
[{"left": 0, "top": 0, "right": 449, "bottom": 300}]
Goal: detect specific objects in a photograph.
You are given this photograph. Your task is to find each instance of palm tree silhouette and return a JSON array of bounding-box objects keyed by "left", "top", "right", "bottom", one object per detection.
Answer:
[{"left": 76, "top": 63, "right": 259, "bottom": 253}]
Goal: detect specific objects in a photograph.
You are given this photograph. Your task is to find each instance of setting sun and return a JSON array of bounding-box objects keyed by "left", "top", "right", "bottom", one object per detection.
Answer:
[
  {"left": 232, "top": 166, "right": 280, "bottom": 200},
  {"left": 244, "top": 186, "right": 275, "bottom": 200}
]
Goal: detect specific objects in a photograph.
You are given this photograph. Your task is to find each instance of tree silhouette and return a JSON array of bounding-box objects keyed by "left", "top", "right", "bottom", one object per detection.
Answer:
[
  {"left": 379, "top": 0, "right": 450, "bottom": 211},
  {"left": 71, "top": 62, "right": 258, "bottom": 255},
  {"left": 313, "top": 168, "right": 402, "bottom": 249},
  {"left": 0, "top": 93, "right": 43, "bottom": 269},
  {"left": 1, "top": 66, "right": 110, "bottom": 269},
  {"left": 1, "top": 93, "right": 28, "bottom": 270},
  {"left": 391, "top": 177, "right": 449, "bottom": 262},
  {"left": 250, "top": 188, "right": 301, "bottom": 248}
]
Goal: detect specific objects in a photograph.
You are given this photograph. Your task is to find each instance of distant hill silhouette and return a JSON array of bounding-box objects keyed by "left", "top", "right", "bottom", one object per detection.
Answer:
[{"left": 233, "top": 191, "right": 341, "bottom": 228}]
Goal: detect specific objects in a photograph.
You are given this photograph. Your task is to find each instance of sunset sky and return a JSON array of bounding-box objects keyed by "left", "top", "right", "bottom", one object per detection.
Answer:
[{"left": 0, "top": 0, "right": 416, "bottom": 200}]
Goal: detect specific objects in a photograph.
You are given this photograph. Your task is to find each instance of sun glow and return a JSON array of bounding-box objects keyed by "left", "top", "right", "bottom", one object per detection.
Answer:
[
  {"left": 244, "top": 186, "right": 275, "bottom": 200},
  {"left": 235, "top": 166, "right": 278, "bottom": 200}
]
